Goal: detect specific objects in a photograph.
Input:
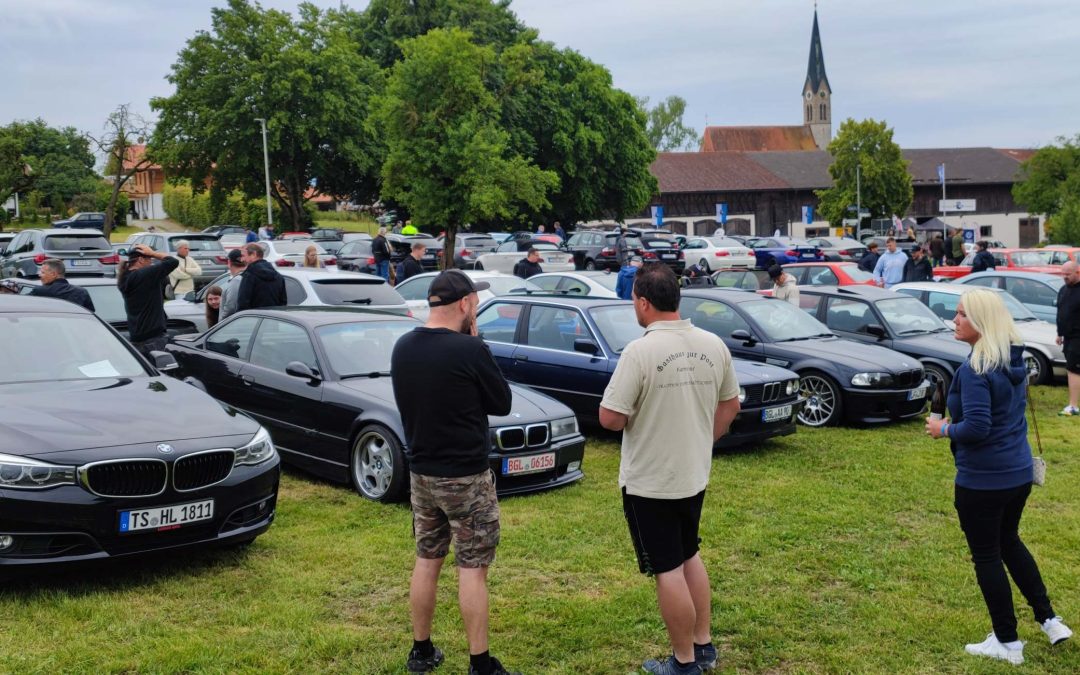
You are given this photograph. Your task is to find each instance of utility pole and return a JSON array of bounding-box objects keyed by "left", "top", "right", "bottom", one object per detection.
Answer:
[
  {"left": 856, "top": 164, "right": 861, "bottom": 240},
  {"left": 255, "top": 118, "right": 273, "bottom": 227}
]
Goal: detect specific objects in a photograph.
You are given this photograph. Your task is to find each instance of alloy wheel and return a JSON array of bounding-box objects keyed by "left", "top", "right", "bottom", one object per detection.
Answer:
[
  {"left": 798, "top": 374, "right": 838, "bottom": 427},
  {"left": 353, "top": 430, "right": 395, "bottom": 500}
]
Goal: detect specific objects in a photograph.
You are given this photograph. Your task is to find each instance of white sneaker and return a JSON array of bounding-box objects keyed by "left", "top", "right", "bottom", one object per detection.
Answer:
[
  {"left": 1042, "top": 616, "right": 1073, "bottom": 645},
  {"left": 965, "top": 633, "right": 1024, "bottom": 665}
]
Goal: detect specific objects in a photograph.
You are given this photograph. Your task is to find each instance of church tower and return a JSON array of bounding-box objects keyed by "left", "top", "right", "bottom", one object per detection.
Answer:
[{"left": 802, "top": 9, "right": 832, "bottom": 149}]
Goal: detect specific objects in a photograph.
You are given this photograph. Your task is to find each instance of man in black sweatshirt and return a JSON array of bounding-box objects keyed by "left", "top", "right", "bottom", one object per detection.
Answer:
[
  {"left": 237, "top": 243, "right": 286, "bottom": 311},
  {"left": 391, "top": 269, "right": 517, "bottom": 675},
  {"left": 902, "top": 246, "right": 933, "bottom": 282},
  {"left": 118, "top": 244, "right": 179, "bottom": 357},
  {"left": 512, "top": 248, "right": 543, "bottom": 279},
  {"left": 858, "top": 242, "right": 880, "bottom": 273},
  {"left": 30, "top": 259, "right": 95, "bottom": 311},
  {"left": 1056, "top": 261, "right": 1080, "bottom": 415}
]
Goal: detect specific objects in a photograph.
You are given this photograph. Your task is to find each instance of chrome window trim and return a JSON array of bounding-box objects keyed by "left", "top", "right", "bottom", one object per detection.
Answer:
[
  {"left": 171, "top": 448, "right": 237, "bottom": 493},
  {"left": 77, "top": 458, "right": 168, "bottom": 499}
]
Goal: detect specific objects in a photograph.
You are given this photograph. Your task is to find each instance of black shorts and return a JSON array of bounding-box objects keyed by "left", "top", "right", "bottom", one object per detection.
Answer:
[
  {"left": 622, "top": 488, "right": 705, "bottom": 576},
  {"left": 1066, "top": 339, "right": 1080, "bottom": 374}
]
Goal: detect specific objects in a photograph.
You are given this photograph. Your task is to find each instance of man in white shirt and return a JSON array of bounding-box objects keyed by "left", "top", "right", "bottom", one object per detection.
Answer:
[{"left": 600, "top": 264, "right": 741, "bottom": 675}]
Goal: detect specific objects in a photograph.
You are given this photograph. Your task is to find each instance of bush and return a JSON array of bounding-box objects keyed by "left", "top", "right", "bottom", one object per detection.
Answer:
[{"left": 163, "top": 184, "right": 305, "bottom": 232}]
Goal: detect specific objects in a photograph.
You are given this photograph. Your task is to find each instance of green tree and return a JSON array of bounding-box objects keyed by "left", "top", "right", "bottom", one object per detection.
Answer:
[
  {"left": 376, "top": 28, "right": 557, "bottom": 264},
  {"left": 637, "top": 95, "right": 699, "bottom": 151},
  {"left": 1012, "top": 135, "right": 1080, "bottom": 244},
  {"left": 815, "top": 118, "right": 912, "bottom": 228},
  {"left": 0, "top": 129, "right": 34, "bottom": 210},
  {"left": 4, "top": 120, "right": 97, "bottom": 210},
  {"left": 151, "top": 0, "right": 384, "bottom": 228}
]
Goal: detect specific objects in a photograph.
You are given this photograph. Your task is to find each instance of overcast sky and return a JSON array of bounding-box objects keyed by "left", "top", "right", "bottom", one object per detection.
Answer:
[{"left": 2, "top": 0, "right": 1078, "bottom": 150}]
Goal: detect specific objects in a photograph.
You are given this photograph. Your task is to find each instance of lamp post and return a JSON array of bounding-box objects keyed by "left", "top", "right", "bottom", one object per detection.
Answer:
[
  {"left": 254, "top": 118, "right": 272, "bottom": 227},
  {"left": 855, "top": 164, "right": 861, "bottom": 240}
]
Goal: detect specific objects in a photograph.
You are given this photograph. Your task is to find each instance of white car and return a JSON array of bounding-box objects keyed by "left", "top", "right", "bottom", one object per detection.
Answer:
[
  {"left": 394, "top": 271, "right": 540, "bottom": 322},
  {"left": 475, "top": 240, "right": 574, "bottom": 274},
  {"left": 892, "top": 281, "right": 1065, "bottom": 384},
  {"left": 527, "top": 271, "right": 620, "bottom": 298},
  {"left": 256, "top": 240, "right": 337, "bottom": 269},
  {"left": 681, "top": 236, "right": 755, "bottom": 271}
]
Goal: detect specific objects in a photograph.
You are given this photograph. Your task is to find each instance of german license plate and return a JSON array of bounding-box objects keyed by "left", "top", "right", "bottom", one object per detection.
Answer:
[
  {"left": 761, "top": 404, "right": 792, "bottom": 422},
  {"left": 119, "top": 499, "right": 214, "bottom": 533},
  {"left": 502, "top": 452, "right": 555, "bottom": 475},
  {"left": 662, "top": 253, "right": 676, "bottom": 259},
  {"left": 908, "top": 385, "right": 928, "bottom": 401},
  {"left": 71, "top": 260, "right": 91, "bottom": 266}
]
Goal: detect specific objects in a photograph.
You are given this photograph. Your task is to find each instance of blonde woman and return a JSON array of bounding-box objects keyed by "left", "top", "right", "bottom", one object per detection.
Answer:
[
  {"left": 927, "top": 289, "right": 1071, "bottom": 664},
  {"left": 302, "top": 245, "right": 323, "bottom": 269}
]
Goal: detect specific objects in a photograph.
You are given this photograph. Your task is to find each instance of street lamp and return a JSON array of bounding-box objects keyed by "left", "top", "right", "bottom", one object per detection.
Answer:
[{"left": 254, "top": 118, "right": 272, "bottom": 227}]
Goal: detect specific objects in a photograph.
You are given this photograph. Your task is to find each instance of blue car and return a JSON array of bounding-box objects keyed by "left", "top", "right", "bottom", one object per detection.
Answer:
[
  {"left": 475, "top": 295, "right": 804, "bottom": 448},
  {"left": 746, "top": 236, "right": 822, "bottom": 269}
]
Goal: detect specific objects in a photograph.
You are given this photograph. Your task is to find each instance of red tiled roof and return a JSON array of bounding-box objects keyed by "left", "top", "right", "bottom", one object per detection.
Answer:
[
  {"left": 121, "top": 144, "right": 161, "bottom": 171},
  {"left": 651, "top": 152, "right": 788, "bottom": 193},
  {"left": 996, "top": 148, "right": 1037, "bottom": 163},
  {"left": 701, "top": 125, "right": 819, "bottom": 152}
]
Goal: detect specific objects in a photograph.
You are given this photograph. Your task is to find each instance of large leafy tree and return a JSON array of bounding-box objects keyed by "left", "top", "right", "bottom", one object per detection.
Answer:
[
  {"left": 151, "top": 0, "right": 383, "bottom": 228},
  {"left": 637, "top": 95, "right": 699, "bottom": 151},
  {"left": 0, "top": 120, "right": 97, "bottom": 211},
  {"left": 376, "top": 28, "right": 557, "bottom": 263},
  {"left": 1012, "top": 134, "right": 1080, "bottom": 244},
  {"left": 815, "top": 118, "right": 912, "bottom": 228},
  {"left": 0, "top": 129, "right": 34, "bottom": 211}
]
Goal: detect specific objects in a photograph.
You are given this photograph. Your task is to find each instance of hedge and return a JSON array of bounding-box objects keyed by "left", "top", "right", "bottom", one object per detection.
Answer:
[{"left": 163, "top": 184, "right": 312, "bottom": 231}]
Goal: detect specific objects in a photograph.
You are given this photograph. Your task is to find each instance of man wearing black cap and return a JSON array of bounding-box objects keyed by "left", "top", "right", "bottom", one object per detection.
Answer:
[
  {"left": 769, "top": 264, "right": 799, "bottom": 306},
  {"left": 218, "top": 248, "right": 247, "bottom": 321},
  {"left": 391, "top": 270, "right": 517, "bottom": 675},
  {"left": 117, "top": 243, "right": 179, "bottom": 357}
]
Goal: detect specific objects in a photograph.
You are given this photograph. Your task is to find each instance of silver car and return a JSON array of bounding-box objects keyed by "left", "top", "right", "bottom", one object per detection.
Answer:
[
  {"left": 1, "top": 229, "right": 118, "bottom": 278},
  {"left": 805, "top": 236, "right": 868, "bottom": 262},
  {"left": 126, "top": 232, "right": 228, "bottom": 288}
]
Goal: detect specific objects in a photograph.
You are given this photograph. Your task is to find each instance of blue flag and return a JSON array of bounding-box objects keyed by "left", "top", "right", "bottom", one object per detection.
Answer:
[
  {"left": 651, "top": 205, "right": 664, "bottom": 227},
  {"left": 937, "top": 163, "right": 945, "bottom": 185},
  {"left": 802, "top": 205, "right": 814, "bottom": 224}
]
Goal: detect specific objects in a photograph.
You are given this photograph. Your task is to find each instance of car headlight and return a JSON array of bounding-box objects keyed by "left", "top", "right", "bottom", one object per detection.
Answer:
[
  {"left": 0, "top": 453, "right": 77, "bottom": 489},
  {"left": 785, "top": 379, "right": 799, "bottom": 396},
  {"left": 850, "top": 372, "right": 894, "bottom": 388},
  {"left": 550, "top": 416, "right": 579, "bottom": 440},
  {"left": 234, "top": 427, "right": 276, "bottom": 467},
  {"left": 738, "top": 387, "right": 747, "bottom": 403}
]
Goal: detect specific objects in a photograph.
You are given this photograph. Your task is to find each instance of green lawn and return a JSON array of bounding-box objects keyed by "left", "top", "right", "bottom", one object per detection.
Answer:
[
  {"left": 315, "top": 213, "right": 379, "bottom": 235},
  {"left": 3, "top": 387, "right": 1080, "bottom": 673}
]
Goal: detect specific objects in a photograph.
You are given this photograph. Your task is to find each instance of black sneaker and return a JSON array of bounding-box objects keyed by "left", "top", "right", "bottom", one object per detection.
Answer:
[
  {"left": 406, "top": 645, "right": 444, "bottom": 674},
  {"left": 642, "top": 655, "right": 702, "bottom": 674},
  {"left": 695, "top": 643, "right": 718, "bottom": 671},
  {"left": 468, "top": 656, "right": 521, "bottom": 675}
]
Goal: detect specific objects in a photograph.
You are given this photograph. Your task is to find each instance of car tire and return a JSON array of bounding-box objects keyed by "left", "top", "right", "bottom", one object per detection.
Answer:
[
  {"left": 797, "top": 371, "right": 843, "bottom": 427},
  {"left": 922, "top": 363, "right": 951, "bottom": 395},
  {"left": 351, "top": 424, "right": 407, "bottom": 503},
  {"left": 1028, "top": 351, "right": 1050, "bottom": 386},
  {"left": 474, "top": 262, "right": 484, "bottom": 271},
  {"left": 584, "top": 259, "right": 596, "bottom": 271}
]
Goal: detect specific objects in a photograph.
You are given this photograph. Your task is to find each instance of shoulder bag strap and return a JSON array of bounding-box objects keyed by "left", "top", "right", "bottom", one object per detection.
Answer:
[{"left": 1026, "top": 382, "right": 1043, "bottom": 456}]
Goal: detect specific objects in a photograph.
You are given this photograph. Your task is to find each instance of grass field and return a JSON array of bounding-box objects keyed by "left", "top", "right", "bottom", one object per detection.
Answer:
[{"left": 3, "top": 386, "right": 1080, "bottom": 673}]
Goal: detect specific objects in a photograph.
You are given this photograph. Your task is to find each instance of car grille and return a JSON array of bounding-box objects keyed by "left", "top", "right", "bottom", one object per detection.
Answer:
[
  {"left": 495, "top": 424, "right": 550, "bottom": 451},
  {"left": 81, "top": 460, "right": 168, "bottom": 498},
  {"left": 526, "top": 424, "right": 549, "bottom": 447},
  {"left": 173, "top": 450, "right": 235, "bottom": 492},
  {"left": 743, "top": 382, "right": 793, "bottom": 406},
  {"left": 894, "top": 368, "right": 925, "bottom": 388}
]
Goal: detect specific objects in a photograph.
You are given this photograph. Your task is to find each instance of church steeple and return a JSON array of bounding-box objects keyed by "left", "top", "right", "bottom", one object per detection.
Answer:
[{"left": 802, "top": 9, "right": 832, "bottom": 149}]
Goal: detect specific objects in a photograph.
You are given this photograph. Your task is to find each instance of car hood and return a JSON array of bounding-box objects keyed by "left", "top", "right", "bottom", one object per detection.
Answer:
[
  {"left": 732, "top": 359, "right": 798, "bottom": 385},
  {"left": 1016, "top": 320, "right": 1062, "bottom": 348},
  {"left": 771, "top": 337, "right": 919, "bottom": 371},
  {"left": 338, "top": 378, "right": 572, "bottom": 425},
  {"left": 0, "top": 377, "right": 258, "bottom": 457}
]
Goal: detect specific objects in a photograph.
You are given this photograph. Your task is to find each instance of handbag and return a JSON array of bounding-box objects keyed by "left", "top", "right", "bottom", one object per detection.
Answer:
[{"left": 1026, "top": 383, "right": 1046, "bottom": 487}]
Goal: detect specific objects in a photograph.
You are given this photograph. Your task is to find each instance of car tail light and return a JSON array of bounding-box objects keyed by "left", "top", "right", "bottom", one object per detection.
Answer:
[
  {"left": 406, "top": 309, "right": 413, "bottom": 318},
  {"left": 838, "top": 249, "right": 851, "bottom": 256},
  {"left": 600, "top": 247, "right": 614, "bottom": 256},
  {"left": 215, "top": 255, "right": 229, "bottom": 264},
  {"left": 366, "top": 256, "right": 375, "bottom": 265},
  {"left": 275, "top": 259, "right": 295, "bottom": 267},
  {"left": 98, "top": 254, "right": 119, "bottom": 264},
  {"left": 677, "top": 251, "right": 684, "bottom": 259},
  {"left": 785, "top": 250, "right": 797, "bottom": 257},
  {"left": 461, "top": 248, "right": 471, "bottom": 257},
  {"left": 715, "top": 251, "right": 730, "bottom": 257},
  {"left": 815, "top": 250, "right": 824, "bottom": 258},
  {"left": 33, "top": 254, "right": 48, "bottom": 264},
  {"left": 326, "top": 257, "right": 337, "bottom": 265},
  {"left": 643, "top": 251, "right": 658, "bottom": 259}
]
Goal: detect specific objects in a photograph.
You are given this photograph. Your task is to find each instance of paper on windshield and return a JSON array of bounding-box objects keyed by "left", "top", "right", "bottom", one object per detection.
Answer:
[{"left": 78, "top": 360, "right": 122, "bottom": 378}]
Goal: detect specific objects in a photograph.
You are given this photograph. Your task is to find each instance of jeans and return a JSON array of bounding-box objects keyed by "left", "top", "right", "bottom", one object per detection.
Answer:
[
  {"left": 375, "top": 260, "right": 390, "bottom": 281},
  {"left": 954, "top": 482, "right": 1055, "bottom": 642},
  {"left": 132, "top": 333, "right": 168, "bottom": 361}
]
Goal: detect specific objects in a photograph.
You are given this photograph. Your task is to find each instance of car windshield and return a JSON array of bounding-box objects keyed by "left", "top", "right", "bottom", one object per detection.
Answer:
[
  {"left": 44, "top": 235, "right": 111, "bottom": 251},
  {"left": 316, "top": 320, "right": 417, "bottom": 377},
  {"left": 273, "top": 241, "right": 325, "bottom": 255},
  {"left": 587, "top": 273, "right": 619, "bottom": 291},
  {"left": 83, "top": 285, "right": 127, "bottom": 323},
  {"left": 708, "top": 238, "right": 745, "bottom": 248},
  {"left": 170, "top": 237, "right": 224, "bottom": 252},
  {"left": 743, "top": 299, "right": 833, "bottom": 341},
  {"left": 0, "top": 313, "right": 145, "bottom": 384},
  {"left": 877, "top": 297, "right": 949, "bottom": 334},
  {"left": 838, "top": 265, "right": 875, "bottom": 282},
  {"left": 995, "top": 291, "right": 1038, "bottom": 322},
  {"left": 309, "top": 279, "right": 405, "bottom": 306},
  {"left": 459, "top": 237, "right": 496, "bottom": 250},
  {"left": 406, "top": 237, "right": 440, "bottom": 248},
  {"left": 1010, "top": 251, "right": 1046, "bottom": 267},
  {"left": 485, "top": 276, "right": 541, "bottom": 296},
  {"left": 589, "top": 305, "right": 644, "bottom": 353}
]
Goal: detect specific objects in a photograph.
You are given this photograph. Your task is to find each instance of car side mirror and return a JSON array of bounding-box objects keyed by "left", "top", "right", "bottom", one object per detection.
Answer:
[
  {"left": 117, "top": 248, "right": 127, "bottom": 256},
  {"left": 286, "top": 360, "right": 321, "bottom": 383},
  {"left": 730, "top": 329, "right": 756, "bottom": 345},
  {"left": 149, "top": 350, "right": 179, "bottom": 372},
  {"left": 866, "top": 324, "right": 887, "bottom": 339},
  {"left": 184, "top": 290, "right": 196, "bottom": 302},
  {"left": 163, "top": 285, "right": 176, "bottom": 301},
  {"left": 573, "top": 338, "right": 599, "bottom": 355}
]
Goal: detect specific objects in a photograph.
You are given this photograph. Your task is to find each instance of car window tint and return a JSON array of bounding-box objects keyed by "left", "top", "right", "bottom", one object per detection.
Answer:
[
  {"left": 310, "top": 279, "right": 403, "bottom": 306},
  {"left": 317, "top": 320, "right": 415, "bottom": 376},
  {"left": 798, "top": 294, "right": 822, "bottom": 316},
  {"left": 476, "top": 302, "right": 521, "bottom": 343},
  {"left": 284, "top": 278, "right": 307, "bottom": 304},
  {"left": 840, "top": 265, "right": 874, "bottom": 282},
  {"left": 824, "top": 297, "right": 874, "bottom": 334},
  {"left": 558, "top": 279, "right": 590, "bottom": 295},
  {"left": 0, "top": 314, "right": 145, "bottom": 384},
  {"left": 926, "top": 291, "right": 960, "bottom": 321},
  {"left": 589, "top": 305, "right": 643, "bottom": 353},
  {"left": 1006, "top": 278, "right": 1057, "bottom": 306},
  {"left": 206, "top": 316, "right": 260, "bottom": 360},
  {"left": 84, "top": 285, "right": 127, "bottom": 323},
  {"left": 784, "top": 267, "right": 808, "bottom": 284},
  {"left": 496, "top": 242, "right": 517, "bottom": 253},
  {"left": 806, "top": 266, "right": 839, "bottom": 286},
  {"left": 529, "top": 276, "right": 562, "bottom": 292},
  {"left": 249, "top": 319, "right": 318, "bottom": 372},
  {"left": 43, "top": 235, "right": 111, "bottom": 251},
  {"left": 680, "top": 297, "right": 751, "bottom": 338},
  {"left": 394, "top": 276, "right": 432, "bottom": 301},
  {"left": 714, "top": 271, "right": 749, "bottom": 289},
  {"left": 962, "top": 275, "right": 997, "bottom": 288},
  {"left": 526, "top": 305, "right": 589, "bottom": 352}
]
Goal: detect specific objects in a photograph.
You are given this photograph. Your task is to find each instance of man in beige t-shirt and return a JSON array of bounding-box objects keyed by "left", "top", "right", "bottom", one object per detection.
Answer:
[{"left": 600, "top": 264, "right": 741, "bottom": 675}]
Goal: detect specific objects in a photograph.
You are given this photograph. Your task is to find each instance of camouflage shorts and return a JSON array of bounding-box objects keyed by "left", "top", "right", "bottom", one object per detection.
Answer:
[{"left": 410, "top": 470, "right": 500, "bottom": 568}]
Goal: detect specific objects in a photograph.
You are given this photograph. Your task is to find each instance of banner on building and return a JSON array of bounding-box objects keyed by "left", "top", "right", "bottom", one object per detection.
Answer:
[
  {"left": 651, "top": 205, "right": 664, "bottom": 227},
  {"left": 802, "top": 205, "right": 814, "bottom": 224},
  {"left": 716, "top": 202, "right": 728, "bottom": 225}
]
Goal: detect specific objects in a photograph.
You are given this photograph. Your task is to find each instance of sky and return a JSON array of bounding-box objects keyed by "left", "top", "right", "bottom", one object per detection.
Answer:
[{"left": 1, "top": 0, "right": 1078, "bottom": 150}]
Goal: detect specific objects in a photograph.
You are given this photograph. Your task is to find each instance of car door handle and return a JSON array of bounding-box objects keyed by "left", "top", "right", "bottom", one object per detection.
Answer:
[
  {"left": 514, "top": 355, "right": 529, "bottom": 362},
  {"left": 241, "top": 375, "right": 254, "bottom": 385}
]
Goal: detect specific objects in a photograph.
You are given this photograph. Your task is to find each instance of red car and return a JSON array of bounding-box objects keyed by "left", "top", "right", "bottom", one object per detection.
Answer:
[
  {"left": 935, "top": 248, "right": 1064, "bottom": 280},
  {"left": 1031, "top": 246, "right": 1080, "bottom": 266}
]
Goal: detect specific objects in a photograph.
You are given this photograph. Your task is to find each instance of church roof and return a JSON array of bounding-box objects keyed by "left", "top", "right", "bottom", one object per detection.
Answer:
[
  {"left": 804, "top": 10, "right": 831, "bottom": 94},
  {"left": 701, "top": 125, "right": 819, "bottom": 152}
]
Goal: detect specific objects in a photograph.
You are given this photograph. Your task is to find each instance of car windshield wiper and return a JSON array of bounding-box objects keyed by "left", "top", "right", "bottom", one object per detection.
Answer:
[
  {"left": 897, "top": 328, "right": 931, "bottom": 335},
  {"left": 776, "top": 335, "right": 818, "bottom": 342},
  {"left": 339, "top": 371, "right": 390, "bottom": 380},
  {"left": 343, "top": 298, "right": 373, "bottom": 304}
]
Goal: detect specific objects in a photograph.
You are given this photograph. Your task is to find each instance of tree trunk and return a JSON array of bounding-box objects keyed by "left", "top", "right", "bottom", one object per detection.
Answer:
[
  {"left": 103, "top": 172, "right": 125, "bottom": 240},
  {"left": 443, "top": 226, "right": 457, "bottom": 271}
]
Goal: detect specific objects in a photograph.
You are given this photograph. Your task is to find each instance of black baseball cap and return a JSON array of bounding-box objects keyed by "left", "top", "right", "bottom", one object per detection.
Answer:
[
  {"left": 227, "top": 248, "right": 244, "bottom": 264},
  {"left": 427, "top": 270, "right": 489, "bottom": 307}
]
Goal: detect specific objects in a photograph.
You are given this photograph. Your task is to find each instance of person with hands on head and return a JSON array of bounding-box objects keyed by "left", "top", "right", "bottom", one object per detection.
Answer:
[
  {"left": 925, "top": 288, "right": 1072, "bottom": 665},
  {"left": 117, "top": 243, "right": 179, "bottom": 358}
]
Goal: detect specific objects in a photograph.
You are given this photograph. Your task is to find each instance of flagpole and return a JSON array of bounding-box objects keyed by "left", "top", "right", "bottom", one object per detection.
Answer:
[{"left": 941, "top": 163, "right": 947, "bottom": 243}]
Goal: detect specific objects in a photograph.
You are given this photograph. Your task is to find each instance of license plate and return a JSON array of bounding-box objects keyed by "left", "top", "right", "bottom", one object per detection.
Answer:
[
  {"left": 119, "top": 499, "right": 214, "bottom": 533},
  {"left": 547, "top": 255, "right": 567, "bottom": 263},
  {"left": 502, "top": 452, "right": 555, "bottom": 475},
  {"left": 662, "top": 253, "right": 676, "bottom": 259},
  {"left": 761, "top": 404, "right": 792, "bottom": 422},
  {"left": 71, "top": 260, "right": 92, "bottom": 266},
  {"left": 908, "top": 385, "right": 928, "bottom": 401}
]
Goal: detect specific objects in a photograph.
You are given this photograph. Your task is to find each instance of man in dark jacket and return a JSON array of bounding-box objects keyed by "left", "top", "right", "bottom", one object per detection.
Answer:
[
  {"left": 902, "top": 247, "right": 934, "bottom": 282},
  {"left": 397, "top": 242, "right": 426, "bottom": 283},
  {"left": 118, "top": 244, "right": 179, "bottom": 357},
  {"left": 237, "top": 243, "right": 287, "bottom": 311},
  {"left": 372, "top": 227, "right": 391, "bottom": 280},
  {"left": 513, "top": 248, "right": 543, "bottom": 279},
  {"left": 1056, "top": 261, "right": 1080, "bottom": 415},
  {"left": 970, "top": 241, "right": 996, "bottom": 273},
  {"left": 30, "top": 259, "right": 94, "bottom": 311},
  {"left": 928, "top": 234, "right": 946, "bottom": 267},
  {"left": 858, "top": 242, "right": 880, "bottom": 273}
]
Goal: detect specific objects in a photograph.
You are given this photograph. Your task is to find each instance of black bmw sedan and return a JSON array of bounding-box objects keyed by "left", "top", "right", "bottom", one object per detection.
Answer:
[
  {"left": 0, "top": 296, "right": 279, "bottom": 575},
  {"left": 679, "top": 289, "right": 930, "bottom": 427},
  {"left": 165, "top": 307, "right": 586, "bottom": 502}
]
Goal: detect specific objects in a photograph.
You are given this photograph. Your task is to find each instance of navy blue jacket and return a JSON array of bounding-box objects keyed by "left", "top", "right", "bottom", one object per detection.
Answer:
[
  {"left": 30, "top": 278, "right": 95, "bottom": 312},
  {"left": 947, "top": 344, "right": 1033, "bottom": 489},
  {"left": 615, "top": 265, "right": 638, "bottom": 300},
  {"left": 971, "top": 250, "right": 996, "bottom": 273}
]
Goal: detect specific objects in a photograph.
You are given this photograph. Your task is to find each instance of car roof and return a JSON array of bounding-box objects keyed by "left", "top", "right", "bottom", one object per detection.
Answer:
[
  {"left": 678, "top": 288, "right": 771, "bottom": 303},
  {"left": 231, "top": 306, "right": 420, "bottom": 327},
  {"left": 18, "top": 228, "right": 111, "bottom": 236},
  {"left": 783, "top": 261, "right": 857, "bottom": 267},
  {"left": 957, "top": 270, "right": 1061, "bottom": 281},
  {"left": 281, "top": 268, "right": 385, "bottom": 282},
  {"left": 0, "top": 295, "right": 94, "bottom": 314},
  {"left": 486, "top": 294, "right": 628, "bottom": 309},
  {"left": 798, "top": 285, "right": 903, "bottom": 300},
  {"left": 895, "top": 281, "right": 1006, "bottom": 295}
]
